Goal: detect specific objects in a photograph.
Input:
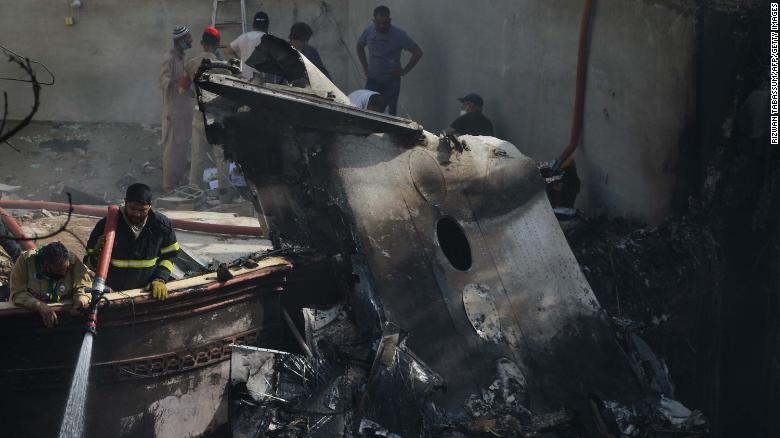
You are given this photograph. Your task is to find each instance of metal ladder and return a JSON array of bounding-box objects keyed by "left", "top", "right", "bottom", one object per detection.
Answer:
[{"left": 211, "top": 0, "right": 247, "bottom": 46}]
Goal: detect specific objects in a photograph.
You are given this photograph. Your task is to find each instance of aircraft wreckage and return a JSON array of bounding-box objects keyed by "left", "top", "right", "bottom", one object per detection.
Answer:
[
  {"left": 0, "top": 36, "right": 706, "bottom": 438},
  {"left": 192, "top": 36, "right": 706, "bottom": 437}
]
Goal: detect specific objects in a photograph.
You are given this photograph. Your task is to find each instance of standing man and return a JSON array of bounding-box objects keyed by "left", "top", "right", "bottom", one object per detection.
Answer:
[
  {"left": 184, "top": 26, "right": 230, "bottom": 191},
  {"left": 445, "top": 93, "right": 494, "bottom": 136},
  {"left": 10, "top": 242, "right": 92, "bottom": 328},
  {"left": 160, "top": 25, "right": 194, "bottom": 192},
  {"left": 224, "top": 11, "right": 269, "bottom": 81},
  {"left": 85, "top": 183, "right": 179, "bottom": 299},
  {"left": 289, "top": 22, "right": 330, "bottom": 79},
  {"left": 356, "top": 5, "right": 423, "bottom": 116}
]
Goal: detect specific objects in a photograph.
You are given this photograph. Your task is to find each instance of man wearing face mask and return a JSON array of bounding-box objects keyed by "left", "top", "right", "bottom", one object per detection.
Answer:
[
  {"left": 445, "top": 93, "right": 494, "bottom": 137},
  {"left": 183, "top": 26, "right": 231, "bottom": 192},
  {"left": 160, "top": 25, "right": 194, "bottom": 192},
  {"left": 85, "top": 183, "right": 180, "bottom": 300},
  {"left": 10, "top": 242, "right": 93, "bottom": 328}
]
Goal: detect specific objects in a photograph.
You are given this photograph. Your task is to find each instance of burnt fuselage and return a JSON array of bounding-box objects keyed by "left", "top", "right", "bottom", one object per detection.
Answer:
[{"left": 197, "top": 66, "right": 644, "bottom": 426}]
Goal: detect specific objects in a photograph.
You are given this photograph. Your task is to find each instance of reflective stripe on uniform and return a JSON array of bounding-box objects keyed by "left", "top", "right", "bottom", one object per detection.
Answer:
[
  {"left": 160, "top": 241, "right": 180, "bottom": 254},
  {"left": 158, "top": 259, "right": 174, "bottom": 272},
  {"left": 110, "top": 257, "right": 158, "bottom": 268}
]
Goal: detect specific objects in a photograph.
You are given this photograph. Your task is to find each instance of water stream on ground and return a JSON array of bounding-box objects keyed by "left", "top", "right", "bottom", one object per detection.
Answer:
[{"left": 58, "top": 332, "right": 94, "bottom": 438}]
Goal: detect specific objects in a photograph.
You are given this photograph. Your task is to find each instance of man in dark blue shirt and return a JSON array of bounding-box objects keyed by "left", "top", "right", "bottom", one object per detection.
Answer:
[
  {"left": 289, "top": 22, "right": 331, "bottom": 79},
  {"left": 356, "top": 5, "right": 423, "bottom": 116}
]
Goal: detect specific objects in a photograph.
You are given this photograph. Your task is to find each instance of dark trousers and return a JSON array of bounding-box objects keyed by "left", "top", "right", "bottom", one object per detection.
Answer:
[{"left": 365, "top": 76, "right": 401, "bottom": 116}]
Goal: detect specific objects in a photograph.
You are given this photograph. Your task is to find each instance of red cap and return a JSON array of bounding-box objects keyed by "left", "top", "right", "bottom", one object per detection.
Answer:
[{"left": 204, "top": 26, "right": 220, "bottom": 39}]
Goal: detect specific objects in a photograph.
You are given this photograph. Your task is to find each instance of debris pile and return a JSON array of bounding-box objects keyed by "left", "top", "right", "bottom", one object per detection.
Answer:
[
  {"left": 191, "top": 37, "right": 713, "bottom": 437},
  {"left": 229, "top": 299, "right": 712, "bottom": 437},
  {"left": 564, "top": 215, "right": 717, "bottom": 327},
  {"left": 563, "top": 214, "right": 718, "bottom": 411}
]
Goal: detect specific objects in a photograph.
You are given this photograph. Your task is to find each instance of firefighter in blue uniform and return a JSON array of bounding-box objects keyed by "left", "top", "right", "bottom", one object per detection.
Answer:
[{"left": 85, "top": 183, "right": 179, "bottom": 299}]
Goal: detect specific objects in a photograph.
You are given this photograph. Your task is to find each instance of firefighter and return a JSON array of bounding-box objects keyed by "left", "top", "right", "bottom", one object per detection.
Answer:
[
  {"left": 85, "top": 183, "right": 179, "bottom": 299},
  {"left": 10, "top": 242, "right": 92, "bottom": 328}
]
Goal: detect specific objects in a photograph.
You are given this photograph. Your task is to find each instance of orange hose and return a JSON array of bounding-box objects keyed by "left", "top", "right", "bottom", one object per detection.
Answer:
[
  {"left": 95, "top": 205, "right": 119, "bottom": 281},
  {"left": 0, "top": 206, "right": 35, "bottom": 250},
  {"left": 556, "top": 0, "right": 595, "bottom": 165},
  {"left": 0, "top": 200, "right": 263, "bottom": 237}
]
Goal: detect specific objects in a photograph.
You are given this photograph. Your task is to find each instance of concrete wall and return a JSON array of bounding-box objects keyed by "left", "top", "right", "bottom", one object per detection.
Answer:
[
  {"left": 1, "top": 0, "right": 696, "bottom": 223},
  {"left": 344, "top": 0, "right": 697, "bottom": 224},
  {"left": 0, "top": 0, "right": 350, "bottom": 124}
]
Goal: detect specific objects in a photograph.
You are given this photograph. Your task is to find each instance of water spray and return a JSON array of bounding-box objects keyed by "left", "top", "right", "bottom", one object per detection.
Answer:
[{"left": 58, "top": 205, "right": 119, "bottom": 438}]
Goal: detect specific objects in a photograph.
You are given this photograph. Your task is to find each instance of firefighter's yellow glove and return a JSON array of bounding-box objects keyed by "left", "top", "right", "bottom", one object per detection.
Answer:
[{"left": 147, "top": 279, "right": 168, "bottom": 300}]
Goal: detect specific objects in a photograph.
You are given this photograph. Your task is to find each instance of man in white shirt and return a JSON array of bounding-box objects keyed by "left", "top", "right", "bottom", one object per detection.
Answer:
[
  {"left": 223, "top": 11, "right": 269, "bottom": 80},
  {"left": 348, "top": 89, "right": 388, "bottom": 113}
]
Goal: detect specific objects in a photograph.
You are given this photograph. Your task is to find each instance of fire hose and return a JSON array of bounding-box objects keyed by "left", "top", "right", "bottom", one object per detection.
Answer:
[
  {"left": 554, "top": 0, "right": 595, "bottom": 169},
  {"left": 0, "top": 199, "right": 263, "bottom": 237},
  {"left": 84, "top": 205, "right": 119, "bottom": 334},
  {"left": 0, "top": 205, "right": 35, "bottom": 250}
]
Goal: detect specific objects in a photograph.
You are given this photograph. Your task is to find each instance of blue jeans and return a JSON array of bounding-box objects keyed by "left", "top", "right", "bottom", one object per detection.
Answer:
[{"left": 365, "top": 76, "right": 401, "bottom": 116}]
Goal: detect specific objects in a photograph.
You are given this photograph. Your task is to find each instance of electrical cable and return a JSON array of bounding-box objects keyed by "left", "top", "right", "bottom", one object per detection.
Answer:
[
  {"left": 0, "top": 43, "right": 55, "bottom": 85},
  {"left": 0, "top": 91, "right": 8, "bottom": 135},
  {"left": 317, "top": 1, "right": 366, "bottom": 82},
  {"left": 4, "top": 140, "right": 21, "bottom": 152},
  {"left": 0, "top": 53, "right": 40, "bottom": 144},
  {"left": 0, "top": 193, "right": 75, "bottom": 242},
  {"left": 62, "top": 228, "right": 87, "bottom": 251},
  {"left": 309, "top": 1, "right": 329, "bottom": 33},
  {"left": 116, "top": 290, "right": 137, "bottom": 327},
  {"left": 281, "top": 405, "right": 352, "bottom": 416}
]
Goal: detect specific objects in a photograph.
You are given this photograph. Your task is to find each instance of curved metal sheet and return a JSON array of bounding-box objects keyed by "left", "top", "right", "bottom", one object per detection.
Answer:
[{"left": 409, "top": 149, "right": 446, "bottom": 206}]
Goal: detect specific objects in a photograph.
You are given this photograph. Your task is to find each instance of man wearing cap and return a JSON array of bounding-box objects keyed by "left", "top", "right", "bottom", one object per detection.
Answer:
[
  {"left": 445, "top": 93, "right": 494, "bottom": 137},
  {"left": 85, "top": 183, "right": 180, "bottom": 300},
  {"left": 183, "top": 26, "right": 230, "bottom": 192},
  {"left": 224, "top": 11, "right": 269, "bottom": 81},
  {"left": 160, "top": 25, "right": 194, "bottom": 192},
  {"left": 356, "top": 5, "right": 423, "bottom": 116}
]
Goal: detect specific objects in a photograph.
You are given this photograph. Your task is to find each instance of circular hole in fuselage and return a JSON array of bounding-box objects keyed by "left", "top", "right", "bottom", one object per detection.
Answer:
[{"left": 436, "top": 217, "right": 472, "bottom": 271}]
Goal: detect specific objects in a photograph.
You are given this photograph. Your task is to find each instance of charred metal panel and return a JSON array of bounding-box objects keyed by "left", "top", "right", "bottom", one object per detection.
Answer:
[
  {"left": 204, "top": 109, "right": 642, "bottom": 419},
  {"left": 197, "top": 37, "right": 706, "bottom": 435},
  {"left": 244, "top": 34, "right": 309, "bottom": 82},
  {"left": 193, "top": 45, "right": 648, "bottom": 428},
  {"left": 324, "top": 133, "right": 642, "bottom": 412},
  {"left": 196, "top": 74, "right": 422, "bottom": 137}
]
